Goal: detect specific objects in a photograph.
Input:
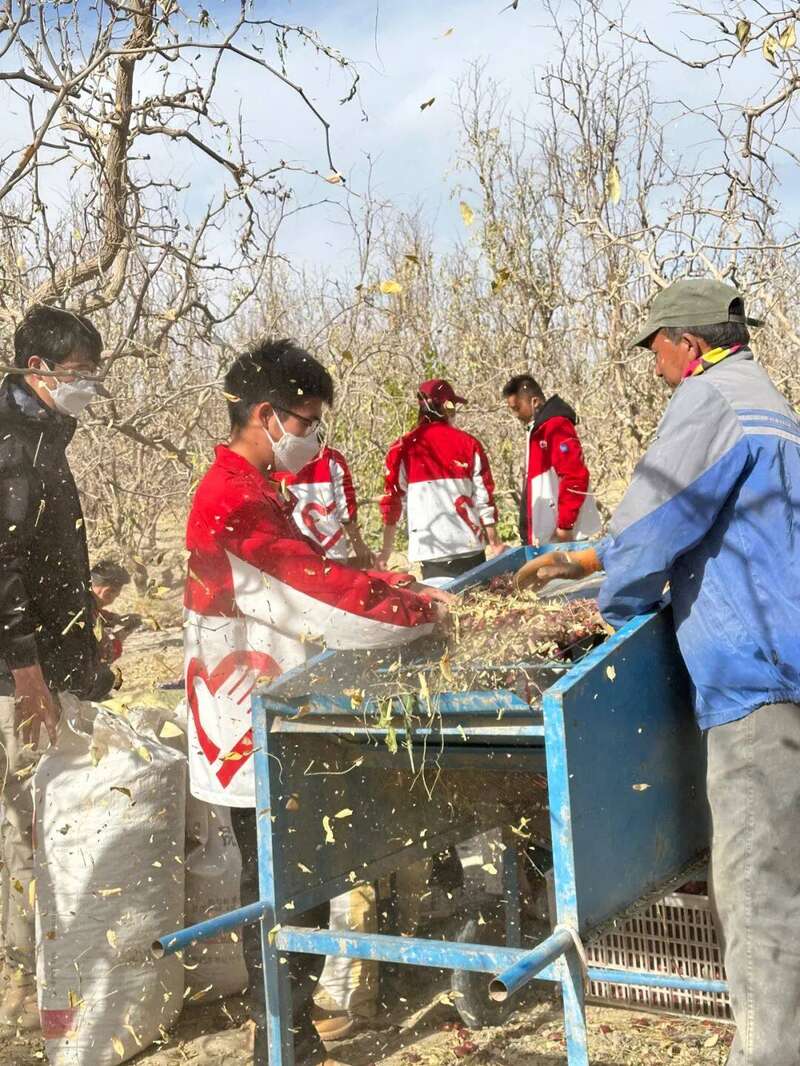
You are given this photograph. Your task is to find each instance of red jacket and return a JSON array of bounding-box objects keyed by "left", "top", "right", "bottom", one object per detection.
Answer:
[
  {"left": 274, "top": 446, "right": 357, "bottom": 561},
  {"left": 380, "top": 419, "right": 497, "bottom": 563},
  {"left": 184, "top": 445, "right": 436, "bottom": 806},
  {"left": 521, "top": 396, "right": 601, "bottom": 545}
]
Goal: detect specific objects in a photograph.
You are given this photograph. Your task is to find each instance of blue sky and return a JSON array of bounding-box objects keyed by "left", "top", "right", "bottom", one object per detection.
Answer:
[
  {"left": 213, "top": 0, "right": 798, "bottom": 266},
  {"left": 267, "top": 0, "right": 570, "bottom": 261},
  {"left": 2, "top": 0, "right": 797, "bottom": 270}
]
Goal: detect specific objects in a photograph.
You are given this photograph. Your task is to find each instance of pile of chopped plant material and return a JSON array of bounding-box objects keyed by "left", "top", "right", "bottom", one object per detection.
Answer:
[
  {"left": 352, "top": 579, "right": 610, "bottom": 728},
  {"left": 327, "top": 581, "right": 611, "bottom": 803},
  {"left": 449, "top": 576, "right": 609, "bottom": 670}
]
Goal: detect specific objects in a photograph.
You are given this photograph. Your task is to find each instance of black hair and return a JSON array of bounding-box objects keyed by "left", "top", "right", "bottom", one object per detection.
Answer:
[
  {"left": 417, "top": 393, "right": 447, "bottom": 423},
  {"left": 224, "top": 337, "right": 334, "bottom": 429},
  {"left": 502, "top": 373, "right": 544, "bottom": 400},
  {"left": 662, "top": 322, "right": 750, "bottom": 349},
  {"left": 90, "top": 559, "right": 131, "bottom": 588},
  {"left": 14, "top": 304, "right": 103, "bottom": 369}
]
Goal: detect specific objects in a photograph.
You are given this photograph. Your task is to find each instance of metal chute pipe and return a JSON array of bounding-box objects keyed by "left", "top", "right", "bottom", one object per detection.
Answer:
[
  {"left": 152, "top": 900, "right": 267, "bottom": 959},
  {"left": 587, "top": 966, "right": 728, "bottom": 995},
  {"left": 489, "top": 926, "right": 575, "bottom": 1002}
]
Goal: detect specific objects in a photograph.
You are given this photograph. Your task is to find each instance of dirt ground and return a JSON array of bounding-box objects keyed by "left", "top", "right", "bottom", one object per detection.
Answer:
[{"left": 0, "top": 992, "right": 734, "bottom": 1066}]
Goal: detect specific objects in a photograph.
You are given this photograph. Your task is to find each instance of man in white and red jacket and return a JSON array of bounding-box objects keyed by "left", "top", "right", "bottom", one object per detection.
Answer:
[
  {"left": 377, "top": 379, "right": 505, "bottom": 584},
  {"left": 275, "top": 445, "right": 373, "bottom": 568},
  {"left": 502, "top": 374, "right": 601, "bottom": 545},
  {"left": 184, "top": 339, "right": 446, "bottom": 1066}
]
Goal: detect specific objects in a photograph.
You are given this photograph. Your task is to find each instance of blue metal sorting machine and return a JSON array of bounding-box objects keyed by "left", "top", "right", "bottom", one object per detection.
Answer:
[{"left": 156, "top": 544, "right": 725, "bottom": 1065}]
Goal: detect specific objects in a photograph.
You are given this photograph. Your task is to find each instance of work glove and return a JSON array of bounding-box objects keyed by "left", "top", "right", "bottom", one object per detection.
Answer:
[{"left": 514, "top": 547, "right": 601, "bottom": 593}]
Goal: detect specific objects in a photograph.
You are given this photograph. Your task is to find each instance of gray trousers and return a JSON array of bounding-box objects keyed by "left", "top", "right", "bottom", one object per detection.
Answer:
[
  {"left": 707, "top": 701, "right": 800, "bottom": 1066},
  {"left": 0, "top": 694, "right": 46, "bottom": 977}
]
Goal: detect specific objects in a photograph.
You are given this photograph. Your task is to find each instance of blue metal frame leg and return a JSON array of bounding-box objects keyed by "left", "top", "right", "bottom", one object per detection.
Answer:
[
  {"left": 562, "top": 948, "right": 589, "bottom": 1066},
  {"left": 261, "top": 919, "right": 295, "bottom": 1066},
  {"left": 253, "top": 697, "right": 295, "bottom": 1066}
]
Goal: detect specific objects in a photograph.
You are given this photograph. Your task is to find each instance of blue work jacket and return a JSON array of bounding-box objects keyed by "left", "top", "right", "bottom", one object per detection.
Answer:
[{"left": 596, "top": 350, "right": 800, "bottom": 730}]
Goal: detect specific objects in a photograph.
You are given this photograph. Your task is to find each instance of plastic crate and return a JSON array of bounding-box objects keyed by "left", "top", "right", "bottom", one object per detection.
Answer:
[{"left": 586, "top": 892, "right": 730, "bottom": 1019}]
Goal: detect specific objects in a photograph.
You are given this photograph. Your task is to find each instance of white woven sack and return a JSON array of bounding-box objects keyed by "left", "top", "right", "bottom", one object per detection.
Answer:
[
  {"left": 104, "top": 694, "right": 247, "bottom": 1002},
  {"left": 184, "top": 796, "right": 248, "bottom": 1002},
  {"left": 34, "top": 695, "right": 186, "bottom": 1065}
]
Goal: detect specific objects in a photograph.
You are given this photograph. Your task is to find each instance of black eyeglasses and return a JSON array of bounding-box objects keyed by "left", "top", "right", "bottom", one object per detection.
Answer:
[{"left": 271, "top": 403, "right": 321, "bottom": 433}]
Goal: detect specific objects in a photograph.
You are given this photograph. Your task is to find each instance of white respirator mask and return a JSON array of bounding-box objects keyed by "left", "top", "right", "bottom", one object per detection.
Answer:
[
  {"left": 268, "top": 410, "right": 320, "bottom": 474},
  {"left": 39, "top": 361, "right": 106, "bottom": 418}
]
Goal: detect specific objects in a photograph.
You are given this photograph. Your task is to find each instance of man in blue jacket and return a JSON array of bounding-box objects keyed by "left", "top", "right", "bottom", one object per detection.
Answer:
[{"left": 517, "top": 278, "right": 800, "bottom": 1066}]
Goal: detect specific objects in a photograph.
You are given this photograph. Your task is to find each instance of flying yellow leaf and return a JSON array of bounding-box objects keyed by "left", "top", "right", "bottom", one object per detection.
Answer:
[
  {"left": 633, "top": 783, "right": 651, "bottom": 792},
  {"left": 29, "top": 879, "right": 36, "bottom": 908},
  {"left": 441, "top": 27, "right": 454, "bottom": 37},
  {"left": 509, "top": 817, "right": 532, "bottom": 839},
  {"left": 606, "top": 665, "right": 617, "bottom": 681},
  {"left": 335, "top": 808, "right": 353, "bottom": 819},
  {"left": 459, "top": 201, "right": 474, "bottom": 226},
  {"left": 420, "top": 97, "right": 436, "bottom": 110},
  {"left": 159, "top": 721, "right": 184, "bottom": 739},
  {"left": 763, "top": 34, "right": 779, "bottom": 66},
  {"left": 379, "top": 279, "right": 403, "bottom": 295},
  {"left": 106, "top": 930, "right": 118, "bottom": 949},
  {"left": 736, "top": 19, "right": 751, "bottom": 48},
  {"left": 325, "top": 171, "right": 344, "bottom": 184},
  {"left": 482, "top": 862, "right": 498, "bottom": 875},
  {"left": 323, "top": 815, "right": 335, "bottom": 844},
  {"left": 111, "top": 1036, "right": 125, "bottom": 1058},
  {"left": 134, "top": 745, "right": 152, "bottom": 763},
  {"left": 439, "top": 651, "right": 454, "bottom": 683},
  {"left": 491, "top": 267, "right": 512, "bottom": 293},
  {"left": 779, "top": 22, "right": 796, "bottom": 50},
  {"left": 606, "top": 163, "right": 622, "bottom": 205}
]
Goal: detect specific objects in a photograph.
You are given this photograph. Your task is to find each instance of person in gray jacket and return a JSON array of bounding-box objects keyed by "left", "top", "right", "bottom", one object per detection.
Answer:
[{"left": 517, "top": 278, "right": 800, "bottom": 1066}]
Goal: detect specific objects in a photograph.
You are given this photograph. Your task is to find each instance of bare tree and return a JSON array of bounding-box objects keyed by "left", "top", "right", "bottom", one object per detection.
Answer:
[{"left": 0, "top": 0, "right": 361, "bottom": 583}]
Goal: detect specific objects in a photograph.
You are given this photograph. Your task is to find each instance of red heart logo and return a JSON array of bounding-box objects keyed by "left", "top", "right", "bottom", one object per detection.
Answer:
[
  {"left": 301, "top": 500, "right": 344, "bottom": 552},
  {"left": 186, "top": 650, "right": 280, "bottom": 788}
]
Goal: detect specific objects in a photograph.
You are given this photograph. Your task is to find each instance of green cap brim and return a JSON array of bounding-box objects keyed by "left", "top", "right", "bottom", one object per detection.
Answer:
[
  {"left": 628, "top": 321, "right": 659, "bottom": 349},
  {"left": 628, "top": 313, "right": 764, "bottom": 350}
]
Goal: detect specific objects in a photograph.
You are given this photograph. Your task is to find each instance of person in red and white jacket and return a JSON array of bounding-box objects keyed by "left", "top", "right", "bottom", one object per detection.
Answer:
[
  {"left": 184, "top": 338, "right": 447, "bottom": 1066},
  {"left": 502, "top": 373, "right": 601, "bottom": 545},
  {"left": 377, "top": 379, "right": 505, "bottom": 584},
  {"left": 274, "top": 445, "right": 373, "bottom": 568}
]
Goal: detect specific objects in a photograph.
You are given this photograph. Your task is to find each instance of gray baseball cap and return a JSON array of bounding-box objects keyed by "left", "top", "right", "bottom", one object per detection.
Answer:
[{"left": 629, "top": 278, "right": 764, "bottom": 349}]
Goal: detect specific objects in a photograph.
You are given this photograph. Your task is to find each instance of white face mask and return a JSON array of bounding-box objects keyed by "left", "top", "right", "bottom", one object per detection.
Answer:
[
  {"left": 36, "top": 360, "right": 105, "bottom": 419},
  {"left": 268, "top": 411, "right": 320, "bottom": 474},
  {"left": 44, "top": 377, "right": 104, "bottom": 418}
]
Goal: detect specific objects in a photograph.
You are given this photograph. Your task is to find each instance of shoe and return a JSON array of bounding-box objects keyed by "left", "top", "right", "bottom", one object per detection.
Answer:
[
  {"left": 254, "top": 1024, "right": 331, "bottom": 1065},
  {"left": 312, "top": 1007, "right": 361, "bottom": 1043},
  {"left": 0, "top": 970, "right": 40, "bottom": 1033}
]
